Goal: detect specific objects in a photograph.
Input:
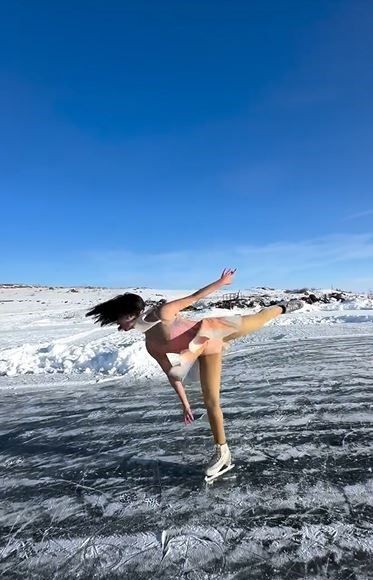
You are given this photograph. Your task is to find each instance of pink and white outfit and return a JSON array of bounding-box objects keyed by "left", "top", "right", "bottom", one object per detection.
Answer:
[{"left": 134, "top": 308, "right": 242, "bottom": 382}]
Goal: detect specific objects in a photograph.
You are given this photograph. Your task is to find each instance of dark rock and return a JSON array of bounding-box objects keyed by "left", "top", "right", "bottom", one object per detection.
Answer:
[
  {"left": 329, "top": 292, "right": 346, "bottom": 302},
  {"left": 285, "top": 288, "right": 310, "bottom": 294},
  {"left": 302, "top": 293, "right": 318, "bottom": 304},
  {"left": 141, "top": 289, "right": 350, "bottom": 314}
]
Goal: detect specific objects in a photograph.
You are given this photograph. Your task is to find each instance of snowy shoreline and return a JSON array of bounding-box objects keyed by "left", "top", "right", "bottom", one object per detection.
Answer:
[{"left": 1, "top": 285, "right": 373, "bottom": 382}]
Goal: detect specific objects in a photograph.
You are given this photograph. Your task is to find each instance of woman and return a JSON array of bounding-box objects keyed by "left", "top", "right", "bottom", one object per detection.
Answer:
[{"left": 86, "top": 269, "right": 303, "bottom": 481}]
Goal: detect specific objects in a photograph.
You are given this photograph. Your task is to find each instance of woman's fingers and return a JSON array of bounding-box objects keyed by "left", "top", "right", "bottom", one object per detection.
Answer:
[
  {"left": 183, "top": 410, "right": 194, "bottom": 424},
  {"left": 220, "top": 267, "right": 237, "bottom": 284},
  {"left": 221, "top": 267, "right": 237, "bottom": 277}
]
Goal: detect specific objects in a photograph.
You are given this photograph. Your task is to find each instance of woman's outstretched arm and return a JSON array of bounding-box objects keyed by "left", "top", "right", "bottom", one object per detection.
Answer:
[
  {"left": 159, "top": 268, "right": 236, "bottom": 321},
  {"left": 147, "top": 349, "right": 194, "bottom": 425}
]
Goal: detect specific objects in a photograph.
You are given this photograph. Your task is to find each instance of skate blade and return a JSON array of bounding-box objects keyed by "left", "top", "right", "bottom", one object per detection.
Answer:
[{"left": 204, "top": 463, "right": 235, "bottom": 484}]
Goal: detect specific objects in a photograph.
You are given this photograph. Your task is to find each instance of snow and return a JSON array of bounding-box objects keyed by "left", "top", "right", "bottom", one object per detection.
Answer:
[{"left": 1, "top": 285, "right": 372, "bottom": 383}]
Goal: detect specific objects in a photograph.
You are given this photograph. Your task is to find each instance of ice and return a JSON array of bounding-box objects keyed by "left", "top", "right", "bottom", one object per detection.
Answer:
[{"left": 1, "top": 286, "right": 373, "bottom": 578}]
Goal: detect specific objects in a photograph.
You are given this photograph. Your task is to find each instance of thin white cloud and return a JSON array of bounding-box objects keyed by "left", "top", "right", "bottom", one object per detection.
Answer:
[
  {"left": 343, "top": 209, "right": 373, "bottom": 221},
  {"left": 84, "top": 233, "right": 373, "bottom": 289}
]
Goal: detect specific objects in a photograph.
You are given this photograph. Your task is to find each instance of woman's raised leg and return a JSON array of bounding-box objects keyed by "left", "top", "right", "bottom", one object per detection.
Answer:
[{"left": 224, "top": 305, "right": 283, "bottom": 342}]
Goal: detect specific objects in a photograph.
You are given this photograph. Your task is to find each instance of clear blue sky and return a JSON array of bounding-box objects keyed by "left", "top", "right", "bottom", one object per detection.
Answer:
[{"left": 1, "top": 0, "right": 372, "bottom": 290}]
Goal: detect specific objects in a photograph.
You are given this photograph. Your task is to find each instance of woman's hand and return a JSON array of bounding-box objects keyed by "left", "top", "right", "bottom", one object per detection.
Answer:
[
  {"left": 219, "top": 267, "right": 237, "bottom": 286},
  {"left": 183, "top": 404, "right": 195, "bottom": 425}
]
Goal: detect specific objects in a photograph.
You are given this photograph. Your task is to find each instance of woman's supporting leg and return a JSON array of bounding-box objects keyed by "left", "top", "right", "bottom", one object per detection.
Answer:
[
  {"left": 224, "top": 305, "right": 283, "bottom": 342},
  {"left": 199, "top": 353, "right": 226, "bottom": 445}
]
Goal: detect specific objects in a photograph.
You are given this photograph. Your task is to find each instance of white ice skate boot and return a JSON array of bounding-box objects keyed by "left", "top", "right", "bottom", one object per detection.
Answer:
[
  {"left": 277, "top": 299, "right": 304, "bottom": 314},
  {"left": 204, "top": 442, "right": 235, "bottom": 483}
]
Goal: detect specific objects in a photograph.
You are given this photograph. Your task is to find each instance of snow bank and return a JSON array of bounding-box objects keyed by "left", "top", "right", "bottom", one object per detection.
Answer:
[{"left": 0, "top": 339, "right": 162, "bottom": 379}]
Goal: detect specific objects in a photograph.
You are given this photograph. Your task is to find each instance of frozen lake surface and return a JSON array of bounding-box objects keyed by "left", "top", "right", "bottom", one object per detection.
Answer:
[{"left": 1, "top": 332, "right": 373, "bottom": 579}]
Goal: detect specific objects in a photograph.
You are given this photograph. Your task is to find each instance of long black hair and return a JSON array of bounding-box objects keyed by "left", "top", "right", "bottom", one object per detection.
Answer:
[{"left": 86, "top": 293, "right": 145, "bottom": 326}]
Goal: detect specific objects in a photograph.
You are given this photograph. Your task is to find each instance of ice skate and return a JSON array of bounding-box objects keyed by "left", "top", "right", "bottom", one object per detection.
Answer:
[
  {"left": 204, "top": 442, "right": 235, "bottom": 483},
  {"left": 277, "top": 299, "right": 304, "bottom": 314}
]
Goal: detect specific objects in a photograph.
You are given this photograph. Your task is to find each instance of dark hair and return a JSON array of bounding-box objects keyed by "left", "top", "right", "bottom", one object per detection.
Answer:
[{"left": 86, "top": 293, "right": 145, "bottom": 326}]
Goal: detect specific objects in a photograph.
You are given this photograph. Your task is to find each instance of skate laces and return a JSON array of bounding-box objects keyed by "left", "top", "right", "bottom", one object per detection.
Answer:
[{"left": 208, "top": 444, "right": 222, "bottom": 466}]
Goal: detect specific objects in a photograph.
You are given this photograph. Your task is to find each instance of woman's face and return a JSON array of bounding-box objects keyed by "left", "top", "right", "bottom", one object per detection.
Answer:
[{"left": 117, "top": 314, "right": 137, "bottom": 331}]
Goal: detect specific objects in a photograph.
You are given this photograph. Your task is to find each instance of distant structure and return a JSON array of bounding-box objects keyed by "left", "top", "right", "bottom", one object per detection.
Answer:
[{"left": 222, "top": 291, "right": 242, "bottom": 301}]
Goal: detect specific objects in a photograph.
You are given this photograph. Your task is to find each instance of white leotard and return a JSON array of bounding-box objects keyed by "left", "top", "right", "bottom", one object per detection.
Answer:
[{"left": 133, "top": 308, "right": 161, "bottom": 333}]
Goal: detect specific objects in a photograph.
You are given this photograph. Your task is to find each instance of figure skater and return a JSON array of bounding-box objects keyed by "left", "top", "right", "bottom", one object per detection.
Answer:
[{"left": 86, "top": 269, "right": 303, "bottom": 481}]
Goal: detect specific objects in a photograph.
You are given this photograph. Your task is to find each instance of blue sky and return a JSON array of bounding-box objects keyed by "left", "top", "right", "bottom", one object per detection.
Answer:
[{"left": 1, "top": 0, "right": 372, "bottom": 290}]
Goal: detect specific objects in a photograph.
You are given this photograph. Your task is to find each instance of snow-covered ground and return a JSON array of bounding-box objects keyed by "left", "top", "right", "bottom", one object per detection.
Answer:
[
  {"left": 1, "top": 286, "right": 373, "bottom": 578},
  {"left": 1, "top": 285, "right": 372, "bottom": 383}
]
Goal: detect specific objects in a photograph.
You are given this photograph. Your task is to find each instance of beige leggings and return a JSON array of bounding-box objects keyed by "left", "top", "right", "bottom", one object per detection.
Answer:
[{"left": 198, "top": 306, "right": 282, "bottom": 445}]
